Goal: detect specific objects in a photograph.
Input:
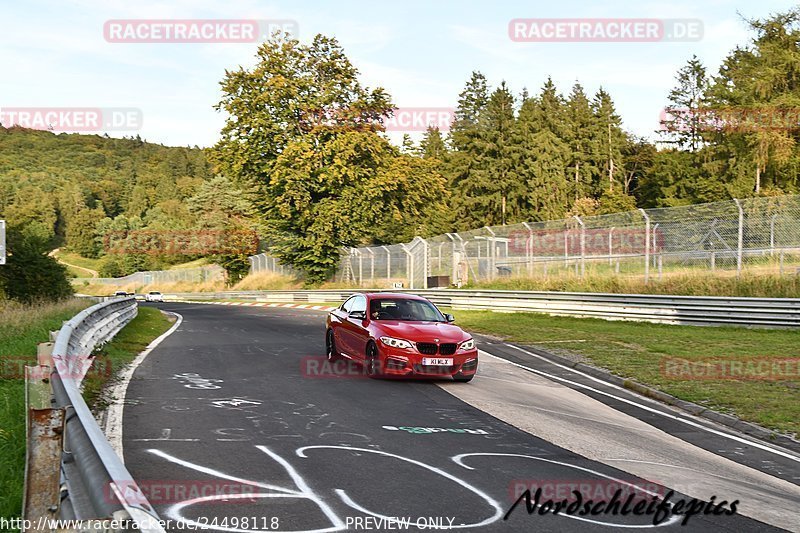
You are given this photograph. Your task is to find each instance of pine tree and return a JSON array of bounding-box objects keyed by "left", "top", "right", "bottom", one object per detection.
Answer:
[
  {"left": 418, "top": 126, "right": 447, "bottom": 160},
  {"left": 565, "top": 82, "right": 597, "bottom": 201},
  {"left": 660, "top": 55, "right": 708, "bottom": 153},
  {"left": 590, "top": 88, "right": 627, "bottom": 194}
]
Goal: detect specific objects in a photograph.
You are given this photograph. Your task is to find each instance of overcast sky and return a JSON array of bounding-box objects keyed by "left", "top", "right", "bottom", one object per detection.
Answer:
[{"left": 0, "top": 0, "right": 793, "bottom": 148}]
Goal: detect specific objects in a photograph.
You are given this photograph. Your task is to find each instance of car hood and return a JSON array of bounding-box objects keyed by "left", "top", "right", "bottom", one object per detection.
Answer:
[{"left": 375, "top": 321, "right": 469, "bottom": 343}]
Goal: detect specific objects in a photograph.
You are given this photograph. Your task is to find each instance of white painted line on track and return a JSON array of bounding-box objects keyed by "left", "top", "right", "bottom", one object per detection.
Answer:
[
  {"left": 104, "top": 311, "right": 183, "bottom": 458},
  {"left": 480, "top": 347, "right": 800, "bottom": 463}
]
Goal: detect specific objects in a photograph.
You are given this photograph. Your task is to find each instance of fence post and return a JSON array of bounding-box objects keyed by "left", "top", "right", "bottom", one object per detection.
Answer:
[
  {"left": 652, "top": 223, "right": 659, "bottom": 268},
  {"left": 400, "top": 243, "right": 413, "bottom": 289},
  {"left": 573, "top": 216, "right": 585, "bottom": 277},
  {"left": 420, "top": 237, "right": 429, "bottom": 289},
  {"left": 367, "top": 248, "right": 375, "bottom": 284},
  {"left": 522, "top": 222, "right": 533, "bottom": 276},
  {"left": 639, "top": 209, "right": 650, "bottom": 284},
  {"left": 355, "top": 249, "right": 363, "bottom": 286},
  {"left": 445, "top": 233, "right": 457, "bottom": 282},
  {"left": 382, "top": 245, "right": 391, "bottom": 282},
  {"left": 734, "top": 198, "right": 743, "bottom": 276},
  {"left": 770, "top": 213, "right": 777, "bottom": 257},
  {"left": 608, "top": 227, "right": 615, "bottom": 267},
  {"left": 484, "top": 226, "right": 495, "bottom": 280}
]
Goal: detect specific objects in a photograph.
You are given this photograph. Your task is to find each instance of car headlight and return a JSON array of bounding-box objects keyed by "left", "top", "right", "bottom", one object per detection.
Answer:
[
  {"left": 380, "top": 336, "right": 413, "bottom": 349},
  {"left": 460, "top": 338, "right": 475, "bottom": 350}
]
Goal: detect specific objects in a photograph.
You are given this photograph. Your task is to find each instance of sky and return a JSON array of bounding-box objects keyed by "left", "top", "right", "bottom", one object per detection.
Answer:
[{"left": 0, "top": 0, "right": 795, "bottom": 148}]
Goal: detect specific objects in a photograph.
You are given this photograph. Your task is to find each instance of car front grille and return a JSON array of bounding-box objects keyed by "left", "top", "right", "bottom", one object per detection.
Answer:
[
  {"left": 416, "top": 342, "right": 458, "bottom": 355},
  {"left": 416, "top": 342, "right": 438, "bottom": 355},
  {"left": 439, "top": 343, "right": 457, "bottom": 355}
]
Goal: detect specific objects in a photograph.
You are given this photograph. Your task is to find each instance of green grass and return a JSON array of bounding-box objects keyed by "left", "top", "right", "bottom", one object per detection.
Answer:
[
  {"left": 471, "top": 270, "right": 800, "bottom": 298},
  {"left": 52, "top": 250, "right": 102, "bottom": 275},
  {"left": 0, "top": 302, "right": 172, "bottom": 525},
  {"left": 166, "top": 258, "right": 210, "bottom": 270},
  {"left": 448, "top": 309, "right": 800, "bottom": 436},
  {"left": 0, "top": 298, "right": 92, "bottom": 522}
]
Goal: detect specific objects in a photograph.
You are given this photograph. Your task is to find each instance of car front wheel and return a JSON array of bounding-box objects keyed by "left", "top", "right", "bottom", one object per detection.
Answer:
[
  {"left": 326, "top": 330, "right": 341, "bottom": 361},
  {"left": 453, "top": 373, "right": 474, "bottom": 383},
  {"left": 365, "top": 342, "right": 382, "bottom": 378}
]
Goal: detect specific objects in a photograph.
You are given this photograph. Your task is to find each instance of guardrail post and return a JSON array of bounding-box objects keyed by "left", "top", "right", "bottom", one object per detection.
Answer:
[
  {"left": 23, "top": 365, "right": 65, "bottom": 525},
  {"left": 639, "top": 209, "right": 650, "bottom": 284},
  {"left": 573, "top": 216, "right": 585, "bottom": 278},
  {"left": 734, "top": 198, "right": 744, "bottom": 276}
]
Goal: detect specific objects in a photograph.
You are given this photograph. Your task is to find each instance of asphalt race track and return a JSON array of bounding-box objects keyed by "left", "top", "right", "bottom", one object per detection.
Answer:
[{"left": 121, "top": 303, "right": 800, "bottom": 532}]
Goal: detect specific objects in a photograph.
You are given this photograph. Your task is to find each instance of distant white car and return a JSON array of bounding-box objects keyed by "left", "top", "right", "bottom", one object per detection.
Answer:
[{"left": 145, "top": 291, "right": 164, "bottom": 302}]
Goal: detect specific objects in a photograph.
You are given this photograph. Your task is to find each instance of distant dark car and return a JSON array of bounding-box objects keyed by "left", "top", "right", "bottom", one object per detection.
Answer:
[
  {"left": 325, "top": 293, "right": 478, "bottom": 382},
  {"left": 113, "top": 290, "right": 128, "bottom": 297}
]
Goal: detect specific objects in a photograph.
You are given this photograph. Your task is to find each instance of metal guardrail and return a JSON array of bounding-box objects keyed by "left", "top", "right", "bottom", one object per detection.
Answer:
[
  {"left": 166, "top": 289, "right": 800, "bottom": 328},
  {"left": 24, "top": 296, "right": 166, "bottom": 532}
]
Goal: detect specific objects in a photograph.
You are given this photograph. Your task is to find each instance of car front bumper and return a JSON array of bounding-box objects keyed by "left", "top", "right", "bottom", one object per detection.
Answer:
[{"left": 377, "top": 345, "right": 478, "bottom": 377}]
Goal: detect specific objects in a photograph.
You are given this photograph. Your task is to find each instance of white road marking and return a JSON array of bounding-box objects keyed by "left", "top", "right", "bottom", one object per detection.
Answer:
[
  {"left": 104, "top": 311, "right": 183, "bottom": 457},
  {"left": 481, "top": 346, "right": 800, "bottom": 463},
  {"left": 297, "top": 445, "right": 504, "bottom": 529}
]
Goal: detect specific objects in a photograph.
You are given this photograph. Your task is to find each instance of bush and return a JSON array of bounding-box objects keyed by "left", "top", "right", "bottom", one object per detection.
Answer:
[{"left": 0, "top": 227, "right": 73, "bottom": 302}]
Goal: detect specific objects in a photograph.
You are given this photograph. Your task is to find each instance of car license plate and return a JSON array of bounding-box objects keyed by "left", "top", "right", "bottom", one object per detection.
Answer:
[{"left": 422, "top": 358, "right": 453, "bottom": 366}]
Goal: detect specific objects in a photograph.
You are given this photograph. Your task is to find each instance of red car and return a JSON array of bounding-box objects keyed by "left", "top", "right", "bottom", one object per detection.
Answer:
[{"left": 325, "top": 292, "right": 478, "bottom": 382}]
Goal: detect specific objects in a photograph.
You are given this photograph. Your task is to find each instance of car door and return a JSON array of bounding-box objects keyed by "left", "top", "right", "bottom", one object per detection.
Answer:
[
  {"left": 345, "top": 295, "right": 370, "bottom": 360},
  {"left": 332, "top": 296, "right": 355, "bottom": 356}
]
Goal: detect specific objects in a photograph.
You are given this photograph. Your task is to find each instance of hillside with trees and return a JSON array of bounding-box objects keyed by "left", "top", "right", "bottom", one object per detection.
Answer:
[{"left": 1, "top": 8, "right": 798, "bottom": 286}]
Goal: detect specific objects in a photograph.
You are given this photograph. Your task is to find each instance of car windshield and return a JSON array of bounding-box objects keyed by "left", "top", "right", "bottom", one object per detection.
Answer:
[{"left": 369, "top": 298, "right": 445, "bottom": 322}]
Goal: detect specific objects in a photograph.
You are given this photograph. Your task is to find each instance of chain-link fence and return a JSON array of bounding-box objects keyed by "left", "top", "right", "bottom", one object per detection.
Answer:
[{"left": 326, "top": 195, "right": 800, "bottom": 288}]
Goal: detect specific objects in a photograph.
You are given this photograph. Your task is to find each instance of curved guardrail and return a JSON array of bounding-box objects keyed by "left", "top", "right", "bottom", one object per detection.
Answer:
[
  {"left": 166, "top": 289, "right": 800, "bottom": 328},
  {"left": 25, "top": 296, "right": 165, "bottom": 531}
]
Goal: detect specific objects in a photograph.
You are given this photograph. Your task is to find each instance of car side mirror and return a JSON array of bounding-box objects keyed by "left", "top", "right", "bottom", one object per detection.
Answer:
[
  {"left": 349, "top": 310, "right": 367, "bottom": 320},
  {"left": 444, "top": 313, "right": 456, "bottom": 323}
]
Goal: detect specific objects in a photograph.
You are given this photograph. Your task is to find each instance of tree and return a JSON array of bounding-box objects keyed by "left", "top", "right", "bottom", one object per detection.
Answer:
[
  {"left": 0, "top": 225, "right": 73, "bottom": 302},
  {"left": 660, "top": 55, "right": 708, "bottom": 153},
  {"left": 590, "top": 89, "right": 627, "bottom": 193},
  {"left": 515, "top": 83, "right": 570, "bottom": 221},
  {"left": 565, "top": 82, "right": 597, "bottom": 200},
  {"left": 418, "top": 126, "right": 447, "bottom": 160},
  {"left": 267, "top": 131, "right": 447, "bottom": 283},
  {"left": 211, "top": 33, "right": 393, "bottom": 200}
]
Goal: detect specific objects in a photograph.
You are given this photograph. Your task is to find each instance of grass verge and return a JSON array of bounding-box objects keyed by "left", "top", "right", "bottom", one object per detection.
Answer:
[
  {"left": 470, "top": 271, "right": 800, "bottom": 298},
  {"left": 448, "top": 309, "right": 800, "bottom": 437},
  {"left": 0, "top": 299, "right": 93, "bottom": 522},
  {"left": 0, "top": 302, "right": 172, "bottom": 524}
]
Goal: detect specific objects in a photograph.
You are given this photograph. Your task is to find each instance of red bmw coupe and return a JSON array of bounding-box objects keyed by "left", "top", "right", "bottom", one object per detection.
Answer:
[{"left": 325, "top": 293, "right": 478, "bottom": 382}]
